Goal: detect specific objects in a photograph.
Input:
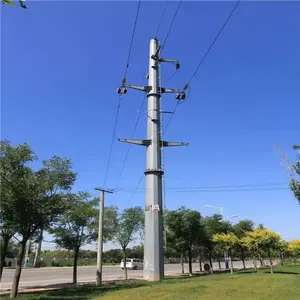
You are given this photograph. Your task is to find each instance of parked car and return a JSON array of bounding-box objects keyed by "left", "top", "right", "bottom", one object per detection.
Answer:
[{"left": 120, "top": 258, "right": 143, "bottom": 270}]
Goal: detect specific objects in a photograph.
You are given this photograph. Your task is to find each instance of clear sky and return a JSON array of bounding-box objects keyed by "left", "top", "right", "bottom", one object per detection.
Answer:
[{"left": 1, "top": 1, "right": 300, "bottom": 250}]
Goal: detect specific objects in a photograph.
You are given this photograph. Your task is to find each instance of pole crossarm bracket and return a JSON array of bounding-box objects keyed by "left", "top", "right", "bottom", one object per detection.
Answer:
[
  {"left": 118, "top": 139, "right": 188, "bottom": 147},
  {"left": 125, "top": 84, "right": 152, "bottom": 92},
  {"left": 160, "top": 87, "right": 183, "bottom": 94},
  {"left": 161, "top": 141, "right": 189, "bottom": 147},
  {"left": 118, "top": 138, "right": 151, "bottom": 146}
]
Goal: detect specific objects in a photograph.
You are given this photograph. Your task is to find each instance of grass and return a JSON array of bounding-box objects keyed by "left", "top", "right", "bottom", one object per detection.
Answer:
[{"left": 2, "top": 264, "right": 299, "bottom": 300}]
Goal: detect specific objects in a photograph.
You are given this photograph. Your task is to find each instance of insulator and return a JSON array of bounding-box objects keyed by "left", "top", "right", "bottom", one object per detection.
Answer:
[
  {"left": 183, "top": 84, "right": 189, "bottom": 91},
  {"left": 176, "top": 62, "right": 180, "bottom": 70},
  {"left": 122, "top": 78, "right": 126, "bottom": 85},
  {"left": 180, "top": 93, "right": 186, "bottom": 100},
  {"left": 175, "top": 93, "right": 181, "bottom": 100},
  {"left": 117, "top": 88, "right": 121, "bottom": 94},
  {"left": 146, "top": 73, "right": 149, "bottom": 79},
  {"left": 123, "top": 88, "right": 127, "bottom": 94}
]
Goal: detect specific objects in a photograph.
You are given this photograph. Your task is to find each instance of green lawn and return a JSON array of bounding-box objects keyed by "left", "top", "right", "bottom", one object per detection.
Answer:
[{"left": 2, "top": 265, "right": 300, "bottom": 300}]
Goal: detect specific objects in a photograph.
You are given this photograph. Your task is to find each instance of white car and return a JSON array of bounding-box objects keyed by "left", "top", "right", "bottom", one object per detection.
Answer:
[{"left": 120, "top": 258, "right": 143, "bottom": 270}]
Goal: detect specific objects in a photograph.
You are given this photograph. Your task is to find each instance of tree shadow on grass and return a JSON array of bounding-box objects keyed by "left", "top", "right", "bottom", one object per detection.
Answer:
[
  {"left": 264, "top": 271, "right": 300, "bottom": 275},
  {"left": 18, "top": 281, "right": 150, "bottom": 300}
]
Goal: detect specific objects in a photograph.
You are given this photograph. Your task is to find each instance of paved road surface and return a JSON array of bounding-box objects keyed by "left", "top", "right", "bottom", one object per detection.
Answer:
[{"left": 1, "top": 261, "right": 254, "bottom": 290}]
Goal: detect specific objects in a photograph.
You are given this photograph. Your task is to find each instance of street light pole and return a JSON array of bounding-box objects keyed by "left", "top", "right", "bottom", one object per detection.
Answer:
[{"left": 95, "top": 187, "right": 113, "bottom": 286}]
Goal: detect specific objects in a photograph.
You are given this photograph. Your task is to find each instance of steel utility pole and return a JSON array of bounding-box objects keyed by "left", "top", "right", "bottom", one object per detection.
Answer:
[
  {"left": 95, "top": 187, "right": 113, "bottom": 286},
  {"left": 118, "top": 38, "right": 188, "bottom": 281}
]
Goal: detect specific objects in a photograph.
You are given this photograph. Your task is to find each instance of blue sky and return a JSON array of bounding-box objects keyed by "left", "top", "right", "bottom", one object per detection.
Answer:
[{"left": 1, "top": 1, "right": 300, "bottom": 249}]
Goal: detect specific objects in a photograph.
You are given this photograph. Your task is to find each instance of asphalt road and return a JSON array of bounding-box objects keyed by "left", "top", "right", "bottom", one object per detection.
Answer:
[{"left": 1, "top": 260, "right": 254, "bottom": 290}]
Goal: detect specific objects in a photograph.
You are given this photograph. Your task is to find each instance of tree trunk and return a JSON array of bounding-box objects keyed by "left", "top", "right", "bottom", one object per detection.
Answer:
[
  {"left": 209, "top": 252, "right": 213, "bottom": 273},
  {"left": 73, "top": 247, "right": 79, "bottom": 284},
  {"left": 0, "top": 236, "right": 9, "bottom": 281},
  {"left": 188, "top": 247, "right": 192, "bottom": 275},
  {"left": 259, "top": 255, "right": 265, "bottom": 268},
  {"left": 10, "top": 240, "right": 26, "bottom": 298},
  {"left": 34, "top": 229, "right": 43, "bottom": 268},
  {"left": 123, "top": 249, "right": 128, "bottom": 280},
  {"left": 180, "top": 252, "right": 184, "bottom": 274},
  {"left": 268, "top": 248, "right": 273, "bottom": 274},
  {"left": 241, "top": 248, "right": 246, "bottom": 269},
  {"left": 217, "top": 257, "right": 221, "bottom": 269},
  {"left": 199, "top": 253, "right": 203, "bottom": 272},
  {"left": 229, "top": 250, "right": 233, "bottom": 274},
  {"left": 253, "top": 256, "right": 257, "bottom": 271}
]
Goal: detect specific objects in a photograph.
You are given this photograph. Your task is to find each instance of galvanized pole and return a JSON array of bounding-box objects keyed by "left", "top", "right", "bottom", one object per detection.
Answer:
[
  {"left": 95, "top": 188, "right": 113, "bottom": 286},
  {"left": 117, "top": 38, "right": 188, "bottom": 282},
  {"left": 143, "top": 38, "right": 164, "bottom": 281}
]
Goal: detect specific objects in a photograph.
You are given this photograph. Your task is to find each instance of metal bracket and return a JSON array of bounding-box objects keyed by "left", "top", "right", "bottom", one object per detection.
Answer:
[
  {"left": 161, "top": 141, "right": 189, "bottom": 147},
  {"left": 118, "top": 139, "right": 151, "bottom": 146},
  {"left": 160, "top": 87, "right": 183, "bottom": 94},
  {"left": 125, "top": 84, "right": 152, "bottom": 92}
]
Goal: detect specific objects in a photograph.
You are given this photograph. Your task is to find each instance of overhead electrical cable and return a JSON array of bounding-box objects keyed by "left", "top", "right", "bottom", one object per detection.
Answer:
[
  {"left": 115, "top": 94, "right": 146, "bottom": 190},
  {"left": 154, "top": 0, "right": 169, "bottom": 39},
  {"left": 186, "top": 0, "right": 241, "bottom": 86},
  {"left": 102, "top": 0, "right": 142, "bottom": 188},
  {"left": 163, "top": 1, "right": 240, "bottom": 136},
  {"left": 161, "top": 0, "right": 182, "bottom": 52}
]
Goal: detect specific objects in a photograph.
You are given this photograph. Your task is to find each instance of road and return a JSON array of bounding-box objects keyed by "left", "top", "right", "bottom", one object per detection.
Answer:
[{"left": 1, "top": 261, "right": 254, "bottom": 290}]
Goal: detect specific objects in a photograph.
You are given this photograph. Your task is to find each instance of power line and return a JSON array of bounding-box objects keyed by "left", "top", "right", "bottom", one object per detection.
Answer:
[
  {"left": 127, "top": 174, "right": 144, "bottom": 205},
  {"left": 115, "top": 182, "right": 289, "bottom": 192},
  {"left": 164, "top": 0, "right": 240, "bottom": 135},
  {"left": 102, "top": 95, "right": 122, "bottom": 188},
  {"left": 154, "top": 0, "right": 169, "bottom": 39},
  {"left": 161, "top": 0, "right": 182, "bottom": 51},
  {"left": 168, "top": 187, "right": 289, "bottom": 193},
  {"left": 103, "top": 1, "right": 142, "bottom": 187},
  {"left": 186, "top": 0, "right": 241, "bottom": 86},
  {"left": 124, "top": 0, "right": 142, "bottom": 80},
  {"left": 163, "top": 100, "right": 180, "bottom": 134},
  {"left": 115, "top": 94, "right": 146, "bottom": 189}
]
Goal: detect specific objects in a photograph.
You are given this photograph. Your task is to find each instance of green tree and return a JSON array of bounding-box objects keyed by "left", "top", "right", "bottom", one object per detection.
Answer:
[
  {"left": 0, "top": 140, "right": 36, "bottom": 281},
  {"left": 212, "top": 232, "right": 239, "bottom": 274},
  {"left": 202, "top": 214, "right": 233, "bottom": 271},
  {"left": 242, "top": 228, "right": 281, "bottom": 274},
  {"left": 165, "top": 208, "right": 202, "bottom": 275},
  {"left": 113, "top": 207, "right": 144, "bottom": 279},
  {"left": 288, "top": 239, "right": 300, "bottom": 259},
  {"left": 234, "top": 220, "right": 255, "bottom": 269},
  {"left": 2, "top": 0, "right": 27, "bottom": 9},
  {"left": 290, "top": 145, "right": 300, "bottom": 204},
  {"left": 49, "top": 192, "right": 98, "bottom": 283},
  {"left": 1, "top": 141, "right": 76, "bottom": 298}
]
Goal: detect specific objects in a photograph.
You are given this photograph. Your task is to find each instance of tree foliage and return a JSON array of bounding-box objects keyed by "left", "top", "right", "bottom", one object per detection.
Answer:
[
  {"left": 2, "top": 0, "right": 27, "bottom": 9},
  {"left": 290, "top": 145, "right": 300, "bottom": 204},
  {"left": 0, "top": 140, "right": 76, "bottom": 297},
  {"left": 49, "top": 192, "right": 98, "bottom": 283},
  {"left": 165, "top": 207, "right": 202, "bottom": 274},
  {"left": 288, "top": 239, "right": 300, "bottom": 257},
  {"left": 113, "top": 206, "right": 144, "bottom": 279},
  {"left": 212, "top": 232, "right": 239, "bottom": 274}
]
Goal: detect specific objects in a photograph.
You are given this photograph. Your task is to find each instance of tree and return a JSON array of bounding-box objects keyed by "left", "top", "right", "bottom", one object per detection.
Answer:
[
  {"left": 165, "top": 208, "right": 202, "bottom": 275},
  {"left": 202, "top": 214, "right": 233, "bottom": 271},
  {"left": 290, "top": 145, "right": 300, "bottom": 204},
  {"left": 277, "top": 240, "right": 289, "bottom": 265},
  {"left": 1, "top": 141, "right": 76, "bottom": 298},
  {"left": 49, "top": 192, "right": 98, "bottom": 283},
  {"left": 212, "top": 232, "right": 239, "bottom": 274},
  {"left": 288, "top": 239, "right": 300, "bottom": 260},
  {"left": 113, "top": 207, "right": 144, "bottom": 279},
  {"left": 242, "top": 228, "right": 281, "bottom": 274},
  {"left": 0, "top": 140, "right": 36, "bottom": 281},
  {"left": 2, "top": 0, "right": 27, "bottom": 9},
  {"left": 234, "top": 220, "right": 255, "bottom": 269}
]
